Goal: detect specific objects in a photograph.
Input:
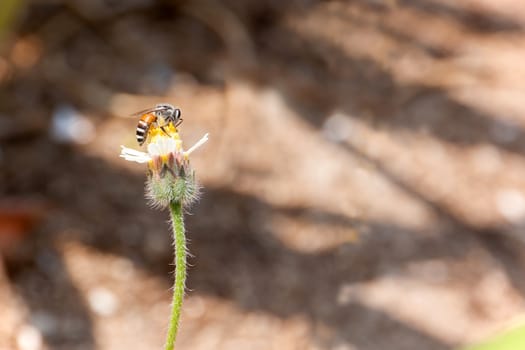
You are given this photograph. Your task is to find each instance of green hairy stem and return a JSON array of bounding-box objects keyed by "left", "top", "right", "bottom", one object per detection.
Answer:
[{"left": 165, "top": 201, "right": 186, "bottom": 350}]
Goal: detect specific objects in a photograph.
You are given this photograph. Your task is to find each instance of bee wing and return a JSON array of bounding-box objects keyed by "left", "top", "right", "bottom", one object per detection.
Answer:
[{"left": 128, "top": 105, "right": 171, "bottom": 117}]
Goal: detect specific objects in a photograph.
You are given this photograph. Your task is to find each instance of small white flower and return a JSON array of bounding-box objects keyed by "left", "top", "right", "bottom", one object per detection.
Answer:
[
  {"left": 120, "top": 133, "right": 209, "bottom": 164},
  {"left": 120, "top": 124, "right": 208, "bottom": 207}
]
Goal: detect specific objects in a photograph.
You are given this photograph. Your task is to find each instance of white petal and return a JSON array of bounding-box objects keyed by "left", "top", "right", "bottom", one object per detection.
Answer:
[
  {"left": 184, "top": 133, "right": 209, "bottom": 156},
  {"left": 120, "top": 146, "right": 147, "bottom": 157},
  {"left": 120, "top": 145, "right": 151, "bottom": 163},
  {"left": 147, "top": 136, "right": 178, "bottom": 157},
  {"left": 159, "top": 137, "right": 177, "bottom": 154},
  {"left": 147, "top": 140, "right": 161, "bottom": 157}
]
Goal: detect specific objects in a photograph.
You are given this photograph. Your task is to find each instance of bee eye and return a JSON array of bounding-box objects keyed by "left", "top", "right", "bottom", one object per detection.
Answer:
[{"left": 175, "top": 109, "right": 181, "bottom": 119}]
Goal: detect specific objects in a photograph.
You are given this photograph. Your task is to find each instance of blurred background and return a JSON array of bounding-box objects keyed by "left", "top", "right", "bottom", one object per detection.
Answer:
[{"left": 1, "top": 0, "right": 525, "bottom": 349}]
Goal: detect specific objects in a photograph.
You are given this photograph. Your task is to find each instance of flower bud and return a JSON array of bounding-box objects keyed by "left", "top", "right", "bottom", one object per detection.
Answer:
[{"left": 146, "top": 153, "right": 199, "bottom": 208}]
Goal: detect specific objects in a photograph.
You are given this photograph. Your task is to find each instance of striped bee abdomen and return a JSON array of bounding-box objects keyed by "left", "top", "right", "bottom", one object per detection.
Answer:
[{"left": 136, "top": 114, "right": 156, "bottom": 146}]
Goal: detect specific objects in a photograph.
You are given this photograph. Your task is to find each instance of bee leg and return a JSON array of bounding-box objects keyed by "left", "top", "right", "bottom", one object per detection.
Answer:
[
  {"left": 175, "top": 118, "right": 183, "bottom": 128},
  {"left": 160, "top": 125, "right": 171, "bottom": 136}
]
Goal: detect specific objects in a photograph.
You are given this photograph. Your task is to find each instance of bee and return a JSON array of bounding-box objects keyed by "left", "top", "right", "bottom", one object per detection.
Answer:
[{"left": 133, "top": 103, "right": 182, "bottom": 145}]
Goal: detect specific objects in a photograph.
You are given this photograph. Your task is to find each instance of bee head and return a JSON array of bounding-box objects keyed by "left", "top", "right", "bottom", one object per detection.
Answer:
[{"left": 155, "top": 103, "right": 181, "bottom": 123}]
